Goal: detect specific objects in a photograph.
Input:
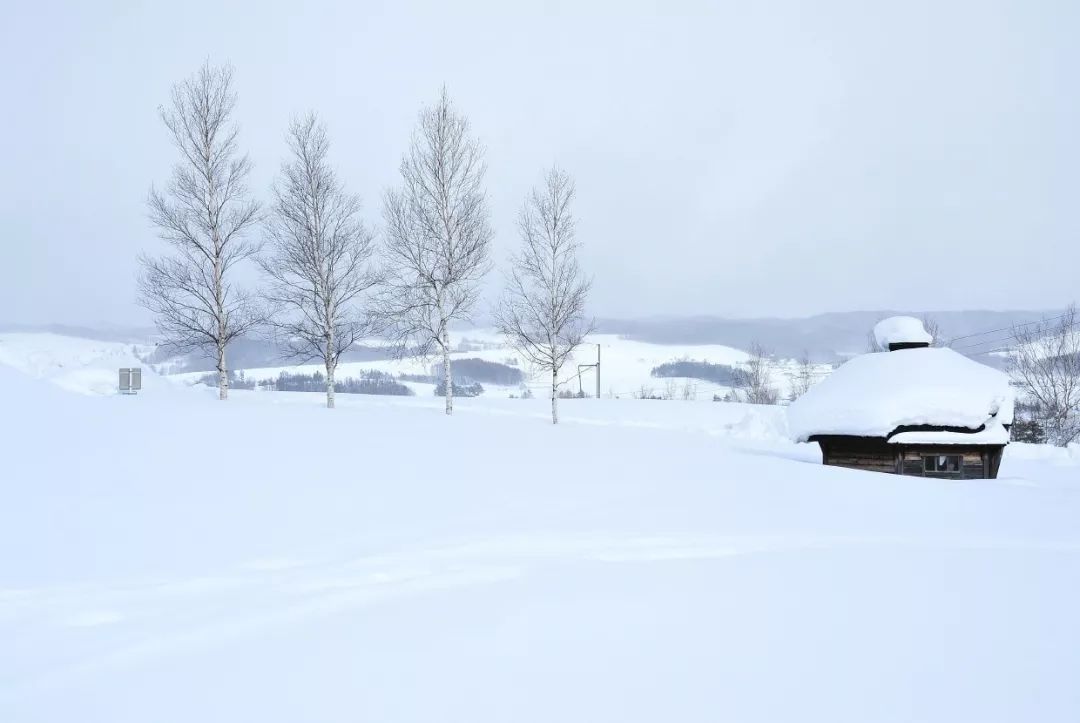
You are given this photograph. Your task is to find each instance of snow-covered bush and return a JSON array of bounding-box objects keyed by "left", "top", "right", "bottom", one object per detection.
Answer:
[{"left": 434, "top": 380, "right": 484, "bottom": 398}]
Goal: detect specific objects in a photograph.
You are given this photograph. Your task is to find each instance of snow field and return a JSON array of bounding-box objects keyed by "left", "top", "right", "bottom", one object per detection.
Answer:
[{"left": 1, "top": 333, "right": 1079, "bottom": 722}]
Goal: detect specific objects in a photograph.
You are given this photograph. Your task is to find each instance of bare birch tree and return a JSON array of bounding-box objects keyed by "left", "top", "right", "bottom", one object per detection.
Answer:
[
  {"left": 787, "top": 350, "right": 816, "bottom": 402},
  {"left": 921, "top": 314, "right": 945, "bottom": 347},
  {"left": 1010, "top": 305, "right": 1080, "bottom": 446},
  {"left": 734, "top": 343, "right": 779, "bottom": 405},
  {"left": 260, "top": 113, "right": 379, "bottom": 409},
  {"left": 378, "top": 88, "right": 493, "bottom": 415},
  {"left": 494, "top": 167, "right": 593, "bottom": 424},
  {"left": 138, "top": 62, "right": 261, "bottom": 400}
]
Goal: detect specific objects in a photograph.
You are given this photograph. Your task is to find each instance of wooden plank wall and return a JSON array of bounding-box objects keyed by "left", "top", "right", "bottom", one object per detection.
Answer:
[
  {"left": 826, "top": 450, "right": 898, "bottom": 474},
  {"left": 819, "top": 439, "right": 1004, "bottom": 479},
  {"left": 899, "top": 448, "right": 986, "bottom": 479}
]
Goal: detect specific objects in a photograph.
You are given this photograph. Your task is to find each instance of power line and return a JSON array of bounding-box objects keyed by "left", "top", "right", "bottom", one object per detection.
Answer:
[
  {"left": 945, "top": 312, "right": 1069, "bottom": 347},
  {"left": 950, "top": 335, "right": 1017, "bottom": 352},
  {"left": 513, "top": 359, "right": 599, "bottom": 394},
  {"left": 953, "top": 345, "right": 1014, "bottom": 355}
]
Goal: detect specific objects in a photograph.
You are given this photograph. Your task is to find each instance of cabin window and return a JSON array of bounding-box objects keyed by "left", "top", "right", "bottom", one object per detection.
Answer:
[{"left": 923, "top": 454, "right": 961, "bottom": 475}]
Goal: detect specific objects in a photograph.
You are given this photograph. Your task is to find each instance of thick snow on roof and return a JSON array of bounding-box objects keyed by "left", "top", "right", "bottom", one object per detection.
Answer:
[
  {"left": 788, "top": 347, "right": 1014, "bottom": 443},
  {"left": 873, "top": 316, "right": 933, "bottom": 349}
]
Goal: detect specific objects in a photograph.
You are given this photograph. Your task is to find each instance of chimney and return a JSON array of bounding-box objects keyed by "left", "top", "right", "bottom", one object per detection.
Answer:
[
  {"left": 888, "top": 341, "right": 930, "bottom": 352},
  {"left": 873, "top": 316, "right": 934, "bottom": 353}
]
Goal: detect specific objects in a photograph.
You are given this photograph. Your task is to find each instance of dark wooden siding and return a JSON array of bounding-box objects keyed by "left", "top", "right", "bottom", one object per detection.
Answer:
[
  {"left": 988, "top": 447, "right": 1004, "bottom": 478},
  {"left": 819, "top": 437, "right": 899, "bottom": 474},
  {"left": 902, "top": 458, "right": 924, "bottom": 476},
  {"left": 814, "top": 437, "right": 1005, "bottom": 479},
  {"left": 827, "top": 451, "right": 897, "bottom": 474}
]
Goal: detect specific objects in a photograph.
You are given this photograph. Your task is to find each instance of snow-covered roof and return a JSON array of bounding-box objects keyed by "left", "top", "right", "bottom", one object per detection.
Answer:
[
  {"left": 788, "top": 346, "right": 1014, "bottom": 443},
  {"left": 873, "top": 316, "right": 933, "bottom": 349}
]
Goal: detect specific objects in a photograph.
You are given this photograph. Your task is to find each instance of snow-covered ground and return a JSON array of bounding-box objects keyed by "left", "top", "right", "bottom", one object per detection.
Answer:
[{"left": 2, "top": 333, "right": 1080, "bottom": 722}]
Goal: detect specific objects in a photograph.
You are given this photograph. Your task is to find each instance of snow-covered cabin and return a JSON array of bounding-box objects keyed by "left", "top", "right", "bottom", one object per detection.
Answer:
[{"left": 788, "top": 317, "right": 1014, "bottom": 479}]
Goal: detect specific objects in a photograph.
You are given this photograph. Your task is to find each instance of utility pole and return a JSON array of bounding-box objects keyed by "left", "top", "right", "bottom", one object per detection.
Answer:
[
  {"left": 577, "top": 344, "right": 601, "bottom": 398},
  {"left": 596, "top": 343, "right": 600, "bottom": 399}
]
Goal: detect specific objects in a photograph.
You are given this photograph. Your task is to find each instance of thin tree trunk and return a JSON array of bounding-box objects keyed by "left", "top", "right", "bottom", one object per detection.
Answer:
[
  {"left": 216, "top": 343, "right": 228, "bottom": 400},
  {"left": 326, "top": 325, "right": 336, "bottom": 409},
  {"left": 214, "top": 250, "right": 228, "bottom": 401},
  {"left": 551, "top": 368, "right": 559, "bottom": 424},
  {"left": 326, "top": 361, "right": 336, "bottom": 409},
  {"left": 442, "top": 329, "right": 453, "bottom": 415}
]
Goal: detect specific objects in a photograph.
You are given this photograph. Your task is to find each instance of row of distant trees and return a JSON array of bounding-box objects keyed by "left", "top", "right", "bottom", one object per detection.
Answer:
[
  {"left": 138, "top": 62, "right": 591, "bottom": 423},
  {"left": 203, "top": 369, "right": 415, "bottom": 396},
  {"left": 648, "top": 346, "right": 816, "bottom": 405}
]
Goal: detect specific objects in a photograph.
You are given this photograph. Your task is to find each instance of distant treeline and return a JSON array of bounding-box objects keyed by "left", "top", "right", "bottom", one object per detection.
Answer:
[
  {"left": 198, "top": 357, "right": 522, "bottom": 398},
  {"left": 651, "top": 360, "right": 742, "bottom": 386},
  {"left": 402, "top": 358, "right": 523, "bottom": 387},
  {"left": 201, "top": 369, "right": 414, "bottom": 396},
  {"left": 438, "top": 358, "right": 523, "bottom": 386},
  {"left": 153, "top": 337, "right": 395, "bottom": 374}
]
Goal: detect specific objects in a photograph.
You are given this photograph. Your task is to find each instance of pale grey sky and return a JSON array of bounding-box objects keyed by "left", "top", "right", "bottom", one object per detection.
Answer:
[{"left": 1, "top": 0, "right": 1076, "bottom": 326}]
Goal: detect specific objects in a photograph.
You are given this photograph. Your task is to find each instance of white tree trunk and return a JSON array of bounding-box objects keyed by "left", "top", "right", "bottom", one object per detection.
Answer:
[
  {"left": 551, "top": 368, "right": 559, "bottom": 424},
  {"left": 214, "top": 238, "right": 228, "bottom": 402},
  {"left": 326, "top": 324, "right": 336, "bottom": 409},
  {"left": 326, "top": 361, "right": 336, "bottom": 409},
  {"left": 216, "top": 343, "right": 228, "bottom": 401},
  {"left": 442, "top": 329, "right": 453, "bottom": 415}
]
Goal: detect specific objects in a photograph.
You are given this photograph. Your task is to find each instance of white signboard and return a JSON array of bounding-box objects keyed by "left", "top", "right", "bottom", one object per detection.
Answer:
[{"left": 118, "top": 368, "right": 142, "bottom": 394}]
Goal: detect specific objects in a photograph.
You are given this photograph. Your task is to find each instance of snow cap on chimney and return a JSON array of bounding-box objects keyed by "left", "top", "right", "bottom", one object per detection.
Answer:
[{"left": 874, "top": 316, "right": 933, "bottom": 351}]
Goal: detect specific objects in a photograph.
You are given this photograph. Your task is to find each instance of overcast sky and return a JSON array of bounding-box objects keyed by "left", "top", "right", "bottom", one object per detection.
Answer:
[{"left": 1, "top": 0, "right": 1077, "bottom": 326}]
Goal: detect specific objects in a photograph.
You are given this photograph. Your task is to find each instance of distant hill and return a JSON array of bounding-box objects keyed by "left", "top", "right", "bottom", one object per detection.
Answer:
[
  {"left": 139, "top": 337, "right": 396, "bottom": 374},
  {"left": 596, "top": 310, "right": 1055, "bottom": 363},
  {"left": 5, "top": 309, "right": 1057, "bottom": 371},
  {"left": 0, "top": 322, "right": 156, "bottom": 343}
]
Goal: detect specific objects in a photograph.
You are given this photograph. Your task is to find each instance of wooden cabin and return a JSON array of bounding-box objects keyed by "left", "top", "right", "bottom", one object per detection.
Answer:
[
  {"left": 811, "top": 433, "right": 1005, "bottom": 480},
  {"left": 788, "top": 317, "right": 1013, "bottom": 479}
]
